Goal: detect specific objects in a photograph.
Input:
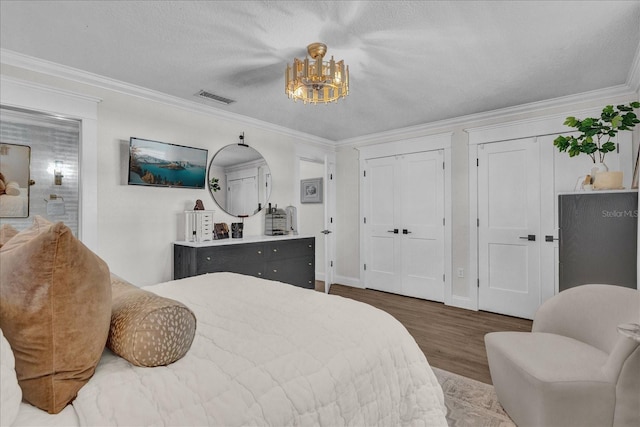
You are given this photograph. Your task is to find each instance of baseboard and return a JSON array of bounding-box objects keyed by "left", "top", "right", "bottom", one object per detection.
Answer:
[
  {"left": 450, "top": 295, "right": 477, "bottom": 311},
  {"left": 333, "top": 275, "right": 364, "bottom": 288}
]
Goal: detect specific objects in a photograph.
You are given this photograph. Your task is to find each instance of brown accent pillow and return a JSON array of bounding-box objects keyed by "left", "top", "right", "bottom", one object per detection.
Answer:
[
  {"left": 0, "top": 224, "right": 19, "bottom": 247},
  {"left": 0, "top": 178, "right": 5, "bottom": 195},
  {"left": 108, "top": 275, "right": 196, "bottom": 367},
  {"left": 0, "top": 219, "right": 111, "bottom": 414},
  {"left": 1, "top": 216, "right": 51, "bottom": 248}
]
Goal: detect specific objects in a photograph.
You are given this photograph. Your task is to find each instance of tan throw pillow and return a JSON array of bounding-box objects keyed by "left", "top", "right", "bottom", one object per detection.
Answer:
[
  {"left": 0, "top": 219, "right": 111, "bottom": 414},
  {"left": 0, "top": 224, "right": 19, "bottom": 247},
  {"left": 108, "top": 275, "right": 196, "bottom": 367},
  {"left": 0, "top": 178, "right": 5, "bottom": 195},
  {"left": 4, "top": 182, "right": 20, "bottom": 196}
]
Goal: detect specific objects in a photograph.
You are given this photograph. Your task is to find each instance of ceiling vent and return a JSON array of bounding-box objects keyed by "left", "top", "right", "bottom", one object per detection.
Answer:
[{"left": 195, "top": 90, "right": 235, "bottom": 105}]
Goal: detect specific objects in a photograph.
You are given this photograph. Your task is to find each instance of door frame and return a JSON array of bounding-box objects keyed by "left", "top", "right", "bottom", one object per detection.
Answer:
[
  {"left": 294, "top": 144, "right": 337, "bottom": 289},
  {"left": 358, "top": 132, "right": 453, "bottom": 304},
  {"left": 466, "top": 107, "right": 634, "bottom": 312}
]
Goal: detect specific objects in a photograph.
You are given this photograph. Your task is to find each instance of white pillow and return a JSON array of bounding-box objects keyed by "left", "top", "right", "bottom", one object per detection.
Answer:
[
  {"left": 5, "top": 182, "right": 20, "bottom": 196},
  {"left": 1, "top": 328, "right": 22, "bottom": 426}
]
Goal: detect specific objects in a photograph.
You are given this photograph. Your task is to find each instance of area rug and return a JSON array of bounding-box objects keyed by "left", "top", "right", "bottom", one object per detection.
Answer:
[{"left": 432, "top": 367, "right": 515, "bottom": 427}]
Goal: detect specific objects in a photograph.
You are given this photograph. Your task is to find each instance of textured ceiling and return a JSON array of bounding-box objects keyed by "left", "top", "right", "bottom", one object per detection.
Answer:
[{"left": 1, "top": 1, "right": 639, "bottom": 142}]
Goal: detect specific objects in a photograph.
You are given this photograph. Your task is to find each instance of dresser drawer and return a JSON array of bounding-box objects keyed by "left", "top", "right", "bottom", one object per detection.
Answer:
[
  {"left": 265, "top": 238, "right": 314, "bottom": 260},
  {"left": 263, "top": 255, "right": 314, "bottom": 289},
  {"left": 195, "top": 243, "right": 263, "bottom": 276}
]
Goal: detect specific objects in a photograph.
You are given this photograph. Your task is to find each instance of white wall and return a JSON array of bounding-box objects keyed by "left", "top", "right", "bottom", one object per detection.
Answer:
[
  {"left": 2, "top": 59, "right": 638, "bottom": 299},
  {"left": 0, "top": 63, "right": 334, "bottom": 287}
]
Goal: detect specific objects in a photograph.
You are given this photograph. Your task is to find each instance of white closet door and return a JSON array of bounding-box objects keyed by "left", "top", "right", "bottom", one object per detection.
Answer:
[
  {"left": 400, "top": 151, "right": 445, "bottom": 301},
  {"left": 478, "top": 138, "right": 540, "bottom": 319},
  {"left": 365, "top": 157, "right": 401, "bottom": 294},
  {"left": 364, "top": 151, "right": 444, "bottom": 301},
  {"left": 227, "top": 176, "right": 257, "bottom": 216}
]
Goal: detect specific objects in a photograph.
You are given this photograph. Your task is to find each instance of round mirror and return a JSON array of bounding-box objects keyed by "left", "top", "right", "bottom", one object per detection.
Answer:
[{"left": 207, "top": 144, "right": 271, "bottom": 217}]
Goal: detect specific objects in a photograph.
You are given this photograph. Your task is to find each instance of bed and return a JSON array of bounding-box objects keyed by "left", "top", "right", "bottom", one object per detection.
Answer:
[
  {"left": 6, "top": 272, "right": 447, "bottom": 426},
  {"left": 0, "top": 190, "right": 28, "bottom": 217}
]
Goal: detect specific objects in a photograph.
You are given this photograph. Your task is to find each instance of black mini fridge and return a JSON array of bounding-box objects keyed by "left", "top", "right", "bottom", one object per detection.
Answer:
[{"left": 559, "top": 191, "right": 638, "bottom": 292}]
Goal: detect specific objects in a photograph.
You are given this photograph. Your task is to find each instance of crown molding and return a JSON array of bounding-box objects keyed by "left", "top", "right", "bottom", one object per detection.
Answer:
[
  {"left": 0, "top": 49, "right": 336, "bottom": 149},
  {"left": 627, "top": 40, "right": 640, "bottom": 95},
  {"left": 339, "top": 83, "right": 637, "bottom": 148}
]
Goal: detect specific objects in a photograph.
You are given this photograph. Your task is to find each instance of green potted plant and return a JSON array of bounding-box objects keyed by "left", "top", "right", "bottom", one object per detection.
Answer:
[
  {"left": 209, "top": 177, "right": 221, "bottom": 192},
  {"left": 553, "top": 102, "right": 639, "bottom": 188}
]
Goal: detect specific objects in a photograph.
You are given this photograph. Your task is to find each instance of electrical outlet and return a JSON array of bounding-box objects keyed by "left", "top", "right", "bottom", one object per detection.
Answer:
[{"left": 457, "top": 268, "right": 464, "bottom": 278}]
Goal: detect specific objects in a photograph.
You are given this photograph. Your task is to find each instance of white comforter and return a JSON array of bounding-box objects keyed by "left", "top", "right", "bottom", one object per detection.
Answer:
[
  {"left": 0, "top": 192, "right": 28, "bottom": 217},
  {"left": 37, "top": 273, "right": 447, "bottom": 426}
]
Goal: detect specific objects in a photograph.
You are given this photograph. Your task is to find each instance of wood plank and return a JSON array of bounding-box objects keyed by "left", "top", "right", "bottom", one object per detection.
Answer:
[{"left": 324, "top": 283, "right": 532, "bottom": 384}]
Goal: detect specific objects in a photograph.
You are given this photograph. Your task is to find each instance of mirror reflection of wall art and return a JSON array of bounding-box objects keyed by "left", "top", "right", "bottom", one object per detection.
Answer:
[
  {"left": 300, "top": 178, "right": 323, "bottom": 204},
  {"left": 0, "top": 143, "right": 31, "bottom": 218}
]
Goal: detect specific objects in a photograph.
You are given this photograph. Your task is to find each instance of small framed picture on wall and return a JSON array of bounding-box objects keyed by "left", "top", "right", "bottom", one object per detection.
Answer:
[{"left": 300, "top": 178, "right": 323, "bottom": 203}]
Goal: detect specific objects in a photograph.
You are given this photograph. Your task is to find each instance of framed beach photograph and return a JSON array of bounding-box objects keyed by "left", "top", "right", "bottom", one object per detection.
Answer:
[
  {"left": 300, "top": 177, "right": 323, "bottom": 203},
  {"left": 128, "top": 137, "right": 208, "bottom": 189}
]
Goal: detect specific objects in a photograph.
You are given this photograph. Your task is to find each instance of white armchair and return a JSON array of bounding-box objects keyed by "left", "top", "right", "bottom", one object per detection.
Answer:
[{"left": 485, "top": 284, "right": 640, "bottom": 427}]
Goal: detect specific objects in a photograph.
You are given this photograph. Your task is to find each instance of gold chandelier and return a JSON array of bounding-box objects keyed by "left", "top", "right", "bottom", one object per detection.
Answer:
[{"left": 285, "top": 43, "right": 349, "bottom": 104}]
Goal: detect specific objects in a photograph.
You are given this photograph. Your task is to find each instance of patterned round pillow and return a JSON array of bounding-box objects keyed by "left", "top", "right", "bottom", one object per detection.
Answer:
[{"left": 107, "top": 275, "right": 196, "bottom": 367}]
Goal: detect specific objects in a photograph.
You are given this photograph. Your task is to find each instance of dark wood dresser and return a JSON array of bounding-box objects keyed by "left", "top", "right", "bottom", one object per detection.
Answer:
[{"left": 173, "top": 235, "right": 315, "bottom": 289}]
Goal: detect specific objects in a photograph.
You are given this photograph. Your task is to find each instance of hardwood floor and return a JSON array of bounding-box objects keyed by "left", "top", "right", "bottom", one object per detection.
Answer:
[{"left": 319, "top": 282, "right": 532, "bottom": 384}]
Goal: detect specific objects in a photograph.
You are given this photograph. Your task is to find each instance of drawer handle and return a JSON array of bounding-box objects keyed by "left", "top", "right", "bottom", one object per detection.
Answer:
[
  {"left": 308, "top": 245, "right": 312, "bottom": 248},
  {"left": 258, "top": 272, "right": 262, "bottom": 276},
  {"left": 273, "top": 269, "right": 277, "bottom": 273},
  {"left": 308, "top": 262, "right": 312, "bottom": 266},
  {"left": 273, "top": 249, "right": 277, "bottom": 252},
  {"left": 206, "top": 256, "right": 211, "bottom": 261},
  {"left": 258, "top": 250, "right": 262, "bottom": 254}
]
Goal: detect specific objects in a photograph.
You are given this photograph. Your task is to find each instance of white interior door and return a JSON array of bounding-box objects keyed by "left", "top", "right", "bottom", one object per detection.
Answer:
[
  {"left": 478, "top": 138, "right": 541, "bottom": 319},
  {"left": 400, "top": 151, "right": 445, "bottom": 301},
  {"left": 364, "top": 151, "right": 444, "bottom": 301},
  {"left": 323, "top": 157, "right": 336, "bottom": 293},
  {"left": 365, "top": 156, "right": 401, "bottom": 294},
  {"left": 227, "top": 176, "right": 257, "bottom": 216}
]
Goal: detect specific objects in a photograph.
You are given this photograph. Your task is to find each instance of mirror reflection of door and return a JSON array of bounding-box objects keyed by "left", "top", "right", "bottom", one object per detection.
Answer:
[
  {"left": 208, "top": 144, "right": 271, "bottom": 217},
  {"left": 0, "top": 143, "right": 31, "bottom": 218},
  {"left": 299, "top": 159, "right": 325, "bottom": 289}
]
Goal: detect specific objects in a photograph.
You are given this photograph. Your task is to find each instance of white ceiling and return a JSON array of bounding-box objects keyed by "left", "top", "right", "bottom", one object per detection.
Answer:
[{"left": 1, "top": 1, "right": 639, "bottom": 142}]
